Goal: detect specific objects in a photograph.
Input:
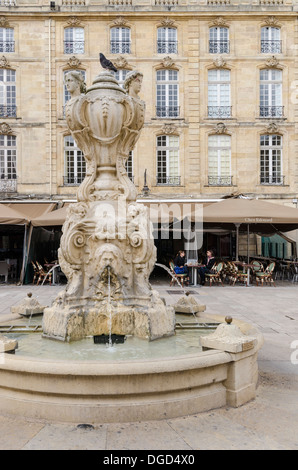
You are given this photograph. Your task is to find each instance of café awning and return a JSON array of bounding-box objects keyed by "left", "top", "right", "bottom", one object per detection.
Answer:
[
  {"left": 31, "top": 204, "right": 70, "bottom": 227},
  {"left": 203, "top": 198, "right": 298, "bottom": 232},
  {"left": 6, "top": 202, "right": 56, "bottom": 221},
  {"left": 0, "top": 203, "right": 30, "bottom": 225}
]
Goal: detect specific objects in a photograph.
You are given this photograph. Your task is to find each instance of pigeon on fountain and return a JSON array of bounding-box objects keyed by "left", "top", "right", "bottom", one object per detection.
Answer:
[{"left": 99, "top": 53, "right": 117, "bottom": 73}]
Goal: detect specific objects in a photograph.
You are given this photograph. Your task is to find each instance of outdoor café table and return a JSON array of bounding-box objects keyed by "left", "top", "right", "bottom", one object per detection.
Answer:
[
  {"left": 234, "top": 261, "right": 256, "bottom": 286},
  {"left": 186, "top": 263, "right": 204, "bottom": 287}
]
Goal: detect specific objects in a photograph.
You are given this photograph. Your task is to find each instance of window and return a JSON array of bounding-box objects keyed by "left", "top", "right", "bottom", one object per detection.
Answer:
[
  {"left": 0, "top": 134, "right": 17, "bottom": 192},
  {"left": 125, "top": 151, "right": 133, "bottom": 182},
  {"left": 260, "top": 134, "right": 283, "bottom": 185},
  {"left": 208, "top": 134, "right": 232, "bottom": 186},
  {"left": 64, "top": 27, "right": 84, "bottom": 54},
  {"left": 114, "top": 69, "right": 129, "bottom": 88},
  {"left": 209, "top": 27, "right": 229, "bottom": 54},
  {"left": 157, "top": 27, "right": 178, "bottom": 54},
  {"left": 64, "top": 135, "right": 86, "bottom": 186},
  {"left": 156, "top": 135, "right": 180, "bottom": 185},
  {"left": 260, "top": 69, "right": 283, "bottom": 118},
  {"left": 156, "top": 69, "right": 179, "bottom": 118},
  {"left": 208, "top": 69, "right": 231, "bottom": 118},
  {"left": 110, "top": 27, "right": 131, "bottom": 54},
  {"left": 0, "top": 69, "right": 16, "bottom": 118},
  {"left": 0, "top": 27, "right": 14, "bottom": 53},
  {"left": 261, "top": 26, "right": 281, "bottom": 54}
]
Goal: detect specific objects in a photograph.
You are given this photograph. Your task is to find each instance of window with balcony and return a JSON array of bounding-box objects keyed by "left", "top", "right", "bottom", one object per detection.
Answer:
[
  {"left": 64, "top": 27, "right": 84, "bottom": 54},
  {"left": 261, "top": 26, "right": 281, "bottom": 54},
  {"left": 0, "top": 69, "right": 16, "bottom": 118},
  {"left": 0, "top": 27, "right": 14, "bottom": 53},
  {"left": 125, "top": 151, "right": 134, "bottom": 182},
  {"left": 156, "top": 69, "right": 179, "bottom": 118},
  {"left": 110, "top": 27, "right": 131, "bottom": 54},
  {"left": 260, "top": 69, "right": 283, "bottom": 118},
  {"left": 157, "top": 27, "right": 178, "bottom": 54},
  {"left": 156, "top": 135, "right": 180, "bottom": 186},
  {"left": 260, "top": 134, "right": 283, "bottom": 185},
  {"left": 208, "top": 134, "right": 232, "bottom": 186},
  {"left": 208, "top": 69, "right": 231, "bottom": 119},
  {"left": 64, "top": 135, "right": 86, "bottom": 186},
  {"left": 209, "top": 26, "right": 229, "bottom": 54},
  {"left": 0, "top": 134, "right": 17, "bottom": 192}
]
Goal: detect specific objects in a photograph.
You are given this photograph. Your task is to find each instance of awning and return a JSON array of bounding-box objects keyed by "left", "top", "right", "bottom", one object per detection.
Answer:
[
  {"left": 203, "top": 198, "right": 298, "bottom": 232},
  {"left": 6, "top": 202, "right": 57, "bottom": 220},
  {"left": 31, "top": 204, "right": 71, "bottom": 227},
  {"left": 0, "top": 203, "right": 30, "bottom": 225}
]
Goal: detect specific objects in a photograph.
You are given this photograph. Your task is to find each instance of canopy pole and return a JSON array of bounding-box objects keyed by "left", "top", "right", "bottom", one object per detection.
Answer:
[
  {"left": 247, "top": 224, "right": 250, "bottom": 263},
  {"left": 235, "top": 223, "right": 240, "bottom": 261},
  {"left": 19, "top": 224, "right": 33, "bottom": 285}
]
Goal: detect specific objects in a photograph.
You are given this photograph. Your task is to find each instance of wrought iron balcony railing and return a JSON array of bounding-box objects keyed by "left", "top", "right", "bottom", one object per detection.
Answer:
[
  {"left": 0, "top": 42, "right": 15, "bottom": 53},
  {"left": 261, "top": 40, "right": 282, "bottom": 54},
  {"left": 110, "top": 41, "right": 131, "bottom": 54},
  {"left": 0, "top": 105, "right": 17, "bottom": 118},
  {"left": 63, "top": 175, "right": 85, "bottom": 186},
  {"left": 157, "top": 40, "right": 178, "bottom": 54},
  {"left": 209, "top": 40, "right": 230, "bottom": 54},
  {"left": 260, "top": 174, "right": 284, "bottom": 185},
  {"left": 156, "top": 106, "right": 180, "bottom": 118},
  {"left": 208, "top": 175, "right": 233, "bottom": 186},
  {"left": 0, "top": 176, "right": 17, "bottom": 193},
  {"left": 64, "top": 41, "right": 85, "bottom": 54},
  {"left": 207, "top": 106, "right": 232, "bottom": 119},
  {"left": 259, "top": 106, "right": 284, "bottom": 118},
  {"left": 156, "top": 175, "right": 181, "bottom": 186}
]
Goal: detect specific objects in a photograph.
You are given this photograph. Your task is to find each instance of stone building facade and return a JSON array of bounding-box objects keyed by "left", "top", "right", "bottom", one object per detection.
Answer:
[{"left": 1, "top": 0, "right": 298, "bottom": 260}]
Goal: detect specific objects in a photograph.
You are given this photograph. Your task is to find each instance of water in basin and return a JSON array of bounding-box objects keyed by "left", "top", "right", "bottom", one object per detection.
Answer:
[{"left": 6, "top": 315, "right": 215, "bottom": 362}]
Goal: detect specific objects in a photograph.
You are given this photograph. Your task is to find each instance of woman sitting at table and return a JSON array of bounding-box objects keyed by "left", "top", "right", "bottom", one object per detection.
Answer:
[
  {"left": 198, "top": 249, "right": 216, "bottom": 285},
  {"left": 174, "top": 250, "right": 188, "bottom": 275}
]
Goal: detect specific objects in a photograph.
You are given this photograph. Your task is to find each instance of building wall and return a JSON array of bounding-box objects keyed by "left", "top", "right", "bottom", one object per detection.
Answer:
[{"left": 0, "top": 1, "right": 297, "bottom": 208}]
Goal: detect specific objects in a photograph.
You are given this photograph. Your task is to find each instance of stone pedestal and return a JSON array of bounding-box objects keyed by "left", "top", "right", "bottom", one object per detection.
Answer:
[{"left": 10, "top": 292, "right": 46, "bottom": 317}]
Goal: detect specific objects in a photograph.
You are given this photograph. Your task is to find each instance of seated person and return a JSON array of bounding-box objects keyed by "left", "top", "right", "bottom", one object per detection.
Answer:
[
  {"left": 174, "top": 250, "right": 188, "bottom": 275},
  {"left": 198, "top": 249, "right": 216, "bottom": 285}
]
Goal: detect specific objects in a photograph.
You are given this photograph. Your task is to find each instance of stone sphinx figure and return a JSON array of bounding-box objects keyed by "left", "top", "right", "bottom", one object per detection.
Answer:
[{"left": 42, "top": 68, "right": 175, "bottom": 342}]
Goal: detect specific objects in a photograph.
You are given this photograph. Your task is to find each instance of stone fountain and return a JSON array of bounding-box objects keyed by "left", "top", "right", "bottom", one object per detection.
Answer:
[{"left": 42, "top": 68, "right": 175, "bottom": 342}]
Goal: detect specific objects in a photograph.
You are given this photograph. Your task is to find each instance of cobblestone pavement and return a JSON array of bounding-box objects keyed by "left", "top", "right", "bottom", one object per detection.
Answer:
[{"left": 0, "top": 280, "right": 297, "bottom": 450}]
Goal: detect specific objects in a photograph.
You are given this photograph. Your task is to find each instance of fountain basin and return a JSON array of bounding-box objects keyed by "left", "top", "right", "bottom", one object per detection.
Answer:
[{"left": 0, "top": 314, "right": 263, "bottom": 424}]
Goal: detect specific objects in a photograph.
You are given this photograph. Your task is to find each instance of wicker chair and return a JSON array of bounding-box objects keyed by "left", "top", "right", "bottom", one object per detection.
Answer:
[
  {"left": 35, "top": 261, "right": 52, "bottom": 285},
  {"left": 169, "top": 261, "right": 189, "bottom": 287},
  {"left": 205, "top": 262, "right": 224, "bottom": 287},
  {"left": 255, "top": 262, "right": 276, "bottom": 286}
]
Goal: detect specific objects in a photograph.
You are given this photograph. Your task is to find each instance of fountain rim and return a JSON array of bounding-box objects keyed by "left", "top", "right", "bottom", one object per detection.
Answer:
[{"left": 1, "top": 314, "right": 264, "bottom": 372}]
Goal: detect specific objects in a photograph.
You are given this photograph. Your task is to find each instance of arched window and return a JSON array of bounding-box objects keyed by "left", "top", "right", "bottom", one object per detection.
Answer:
[
  {"left": 260, "top": 69, "right": 283, "bottom": 118},
  {"left": 64, "top": 135, "right": 85, "bottom": 186},
  {"left": 208, "top": 69, "right": 231, "bottom": 119},
  {"left": 208, "top": 134, "right": 232, "bottom": 186},
  {"left": 156, "top": 69, "right": 179, "bottom": 118},
  {"left": 0, "top": 27, "right": 14, "bottom": 53},
  {"left": 209, "top": 26, "right": 229, "bottom": 54},
  {"left": 0, "top": 69, "right": 16, "bottom": 118},
  {"left": 157, "top": 27, "right": 177, "bottom": 54},
  {"left": 110, "top": 27, "right": 131, "bottom": 54},
  {"left": 156, "top": 134, "right": 180, "bottom": 186},
  {"left": 261, "top": 26, "right": 281, "bottom": 54},
  {"left": 0, "top": 133, "right": 17, "bottom": 192},
  {"left": 64, "top": 27, "right": 85, "bottom": 54},
  {"left": 260, "top": 134, "right": 283, "bottom": 185}
]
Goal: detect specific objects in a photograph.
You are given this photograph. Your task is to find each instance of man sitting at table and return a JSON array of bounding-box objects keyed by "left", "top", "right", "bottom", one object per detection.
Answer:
[{"left": 198, "top": 249, "right": 216, "bottom": 285}]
